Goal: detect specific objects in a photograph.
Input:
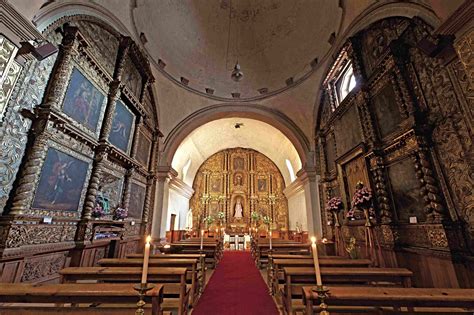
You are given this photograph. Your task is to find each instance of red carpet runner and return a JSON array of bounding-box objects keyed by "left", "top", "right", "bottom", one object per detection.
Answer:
[{"left": 192, "top": 251, "right": 279, "bottom": 315}]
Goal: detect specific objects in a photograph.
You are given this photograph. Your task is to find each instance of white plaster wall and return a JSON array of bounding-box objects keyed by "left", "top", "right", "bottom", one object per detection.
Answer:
[
  {"left": 166, "top": 188, "right": 190, "bottom": 231},
  {"left": 287, "top": 190, "right": 307, "bottom": 231}
]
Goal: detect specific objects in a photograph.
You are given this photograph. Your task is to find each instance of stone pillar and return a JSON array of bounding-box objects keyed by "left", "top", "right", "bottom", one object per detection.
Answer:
[
  {"left": 298, "top": 164, "right": 322, "bottom": 238},
  {"left": 151, "top": 166, "right": 176, "bottom": 241},
  {"left": 9, "top": 26, "right": 80, "bottom": 215}
]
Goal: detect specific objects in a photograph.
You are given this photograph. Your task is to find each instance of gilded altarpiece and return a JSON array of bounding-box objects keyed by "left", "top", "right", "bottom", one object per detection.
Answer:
[{"left": 190, "top": 148, "right": 289, "bottom": 232}]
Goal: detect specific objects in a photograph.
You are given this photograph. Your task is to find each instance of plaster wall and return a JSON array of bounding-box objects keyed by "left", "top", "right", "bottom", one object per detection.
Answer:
[
  {"left": 166, "top": 188, "right": 190, "bottom": 230},
  {"left": 287, "top": 189, "right": 307, "bottom": 231}
]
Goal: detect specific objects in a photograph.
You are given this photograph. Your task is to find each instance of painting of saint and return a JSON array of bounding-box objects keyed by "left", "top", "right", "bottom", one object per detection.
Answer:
[
  {"left": 108, "top": 100, "right": 135, "bottom": 153},
  {"left": 136, "top": 132, "right": 151, "bottom": 167},
  {"left": 210, "top": 177, "right": 221, "bottom": 193},
  {"left": 63, "top": 68, "right": 104, "bottom": 132},
  {"left": 32, "top": 148, "right": 89, "bottom": 211},
  {"left": 234, "top": 174, "right": 243, "bottom": 186},
  {"left": 257, "top": 178, "right": 267, "bottom": 192},
  {"left": 233, "top": 157, "right": 244, "bottom": 170},
  {"left": 128, "top": 182, "right": 146, "bottom": 219}
]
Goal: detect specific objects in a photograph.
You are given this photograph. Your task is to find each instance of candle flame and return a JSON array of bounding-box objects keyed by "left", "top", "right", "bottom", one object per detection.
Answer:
[
  {"left": 311, "top": 236, "right": 316, "bottom": 244},
  {"left": 146, "top": 235, "right": 152, "bottom": 244}
]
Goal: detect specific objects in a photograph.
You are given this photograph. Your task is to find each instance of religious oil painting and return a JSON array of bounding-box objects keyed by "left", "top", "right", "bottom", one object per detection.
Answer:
[
  {"left": 136, "top": 131, "right": 151, "bottom": 167},
  {"left": 128, "top": 182, "right": 145, "bottom": 219},
  {"left": 108, "top": 100, "right": 135, "bottom": 153},
  {"left": 257, "top": 178, "right": 267, "bottom": 192},
  {"left": 387, "top": 159, "right": 426, "bottom": 222},
  {"left": 62, "top": 68, "right": 105, "bottom": 132},
  {"left": 32, "top": 148, "right": 89, "bottom": 212},
  {"left": 233, "top": 157, "right": 244, "bottom": 170},
  {"left": 210, "top": 176, "right": 222, "bottom": 193}
]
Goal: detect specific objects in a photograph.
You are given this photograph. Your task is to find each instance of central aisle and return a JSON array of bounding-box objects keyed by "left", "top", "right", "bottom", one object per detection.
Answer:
[{"left": 192, "top": 251, "right": 280, "bottom": 315}]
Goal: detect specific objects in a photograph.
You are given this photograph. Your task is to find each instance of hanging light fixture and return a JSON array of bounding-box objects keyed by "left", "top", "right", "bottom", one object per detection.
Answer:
[
  {"left": 226, "top": 0, "right": 243, "bottom": 82},
  {"left": 231, "top": 62, "right": 243, "bottom": 82}
]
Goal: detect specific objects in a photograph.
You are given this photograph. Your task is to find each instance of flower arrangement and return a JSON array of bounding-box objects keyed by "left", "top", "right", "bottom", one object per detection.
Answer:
[
  {"left": 326, "top": 197, "right": 344, "bottom": 213},
  {"left": 203, "top": 215, "right": 215, "bottom": 227},
  {"left": 348, "top": 181, "right": 375, "bottom": 220},
  {"left": 91, "top": 205, "right": 105, "bottom": 219},
  {"left": 251, "top": 212, "right": 260, "bottom": 222},
  {"left": 113, "top": 206, "right": 128, "bottom": 220},
  {"left": 262, "top": 215, "right": 271, "bottom": 226},
  {"left": 216, "top": 211, "right": 225, "bottom": 223}
]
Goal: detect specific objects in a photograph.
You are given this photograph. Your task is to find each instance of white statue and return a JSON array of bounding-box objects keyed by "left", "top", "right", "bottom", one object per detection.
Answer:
[{"left": 234, "top": 198, "right": 243, "bottom": 218}]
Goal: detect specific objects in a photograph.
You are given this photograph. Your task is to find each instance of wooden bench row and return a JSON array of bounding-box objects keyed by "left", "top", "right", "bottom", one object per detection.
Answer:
[
  {"left": 302, "top": 286, "right": 474, "bottom": 314},
  {"left": 0, "top": 283, "right": 165, "bottom": 315}
]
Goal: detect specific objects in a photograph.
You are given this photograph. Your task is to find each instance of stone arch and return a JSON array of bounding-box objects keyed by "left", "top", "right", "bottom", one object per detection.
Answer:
[{"left": 160, "top": 103, "right": 312, "bottom": 171}]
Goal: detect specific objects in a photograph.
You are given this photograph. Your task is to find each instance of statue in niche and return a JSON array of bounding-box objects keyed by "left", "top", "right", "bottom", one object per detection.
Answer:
[{"left": 234, "top": 198, "right": 243, "bottom": 218}]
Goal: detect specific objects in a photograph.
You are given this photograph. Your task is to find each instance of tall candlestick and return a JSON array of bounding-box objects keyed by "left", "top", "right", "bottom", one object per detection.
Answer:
[
  {"left": 141, "top": 235, "right": 151, "bottom": 284},
  {"left": 311, "top": 236, "right": 322, "bottom": 286},
  {"left": 200, "top": 230, "right": 204, "bottom": 250},
  {"left": 269, "top": 231, "right": 273, "bottom": 250}
]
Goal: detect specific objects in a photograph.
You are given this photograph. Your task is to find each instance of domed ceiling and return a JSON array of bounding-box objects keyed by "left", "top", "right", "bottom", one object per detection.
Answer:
[{"left": 131, "top": 0, "right": 343, "bottom": 100}]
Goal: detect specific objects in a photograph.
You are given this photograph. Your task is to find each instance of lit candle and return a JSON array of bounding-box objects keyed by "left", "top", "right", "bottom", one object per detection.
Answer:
[
  {"left": 311, "top": 236, "right": 322, "bottom": 286},
  {"left": 200, "top": 230, "right": 204, "bottom": 250},
  {"left": 141, "top": 235, "right": 151, "bottom": 284},
  {"left": 269, "top": 231, "right": 273, "bottom": 250}
]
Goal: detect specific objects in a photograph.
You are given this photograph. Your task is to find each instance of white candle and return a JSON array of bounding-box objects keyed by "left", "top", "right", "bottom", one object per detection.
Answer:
[
  {"left": 141, "top": 235, "right": 151, "bottom": 284},
  {"left": 269, "top": 231, "right": 273, "bottom": 250},
  {"left": 311, "top": 236, "right": 322, "bottom": 286},
  {"left": 200, "top": 230, "right": 204, "bottom": 250}
]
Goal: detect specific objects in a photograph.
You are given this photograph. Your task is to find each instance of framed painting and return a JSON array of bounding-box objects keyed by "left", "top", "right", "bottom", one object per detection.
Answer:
[
  {"left": 62, "top": 68, "right": 105, "bottom": 132},
  {"left": 32, "top": 147, "right": 89, "bottom": 212},
  {"left": 100, "top": 172, "right": 124, "bottom": 210},
  {"left": 108, "top": 100, "right": 135, "bottom": 153},
  {"left": 128, "top": 182, "right": 146, "bottom": 219},
  {"left": 387, "top": 158, "right": 425, "bottom": 222},
  {"left": 233, "top": 157, "right": 244, "bottom": 170},
  {"left": 210, "top": 176, "right": 222, "bottom": 193},
  {"left": 372, "top": 83, "right": 403, "bottom": 138},
  {"left": 136, "top": 131, "right": 152, "bottom": 167},
  {"left": 257, "top": 178, "right": 267, "bottom": 192}
]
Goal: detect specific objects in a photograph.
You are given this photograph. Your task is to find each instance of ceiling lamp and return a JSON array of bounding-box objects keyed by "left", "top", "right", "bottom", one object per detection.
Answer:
[
  {"left": 231, "top": 62, "right": 243, "bottom": 82},
  {"left": 226, "top": 0, "right": 243, "bottom": 82}
]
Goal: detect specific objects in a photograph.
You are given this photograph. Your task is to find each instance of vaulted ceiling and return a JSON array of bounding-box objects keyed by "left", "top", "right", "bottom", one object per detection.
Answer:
[{"left": 131, "top": 0, "right": 342, "bottom": 101}]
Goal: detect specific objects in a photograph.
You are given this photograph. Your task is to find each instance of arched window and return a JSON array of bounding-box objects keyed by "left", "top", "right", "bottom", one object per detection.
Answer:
[
  {"left": 286, "top": 159, "right": 296, "bottom": 182},
  {"left": 181, "top": 158, "right": 192, "bottom": 181},
  {"left": 336, "top": 63, "right": 356, "bottom": 103}
]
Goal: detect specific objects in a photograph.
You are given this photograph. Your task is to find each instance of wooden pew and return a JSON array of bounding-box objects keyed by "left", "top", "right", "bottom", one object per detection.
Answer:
[
  {"left": 269, "top": 258, "right": 372, "bottom": 293},
  {"left": 0, "top": 283, "right": 164, "bottom": 315},
  {"left": 127, "top": 253, "right": 207, "bottom": 289},
  {"left": 302, "top": 286, "right": 474, "bottom": 314},
  {"left": 98, "top": 258, "right": 199, "bottom": 306},
  {"left": 170, "top": 243, "right": 220, "bottom": 268},
  {"left": 60, "top": 267, "right": 188, "bottom": 315},
  {"left": 255, "top": 243, "right": 312, "bottom": 268},
  {"left": 281, "top": 267, "right": 413, "bottom": 315}
]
